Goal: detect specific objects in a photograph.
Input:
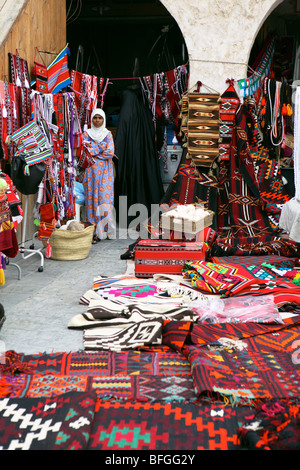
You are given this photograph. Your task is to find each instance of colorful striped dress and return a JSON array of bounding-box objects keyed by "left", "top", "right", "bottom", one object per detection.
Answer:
[{"left": 82, "top": 130, "right": 115, "bottom": 239}]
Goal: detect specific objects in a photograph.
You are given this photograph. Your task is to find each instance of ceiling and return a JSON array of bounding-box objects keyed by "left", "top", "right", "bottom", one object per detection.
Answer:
[{"left": 66, "top": 0, "right": 173, "bottom": 24}]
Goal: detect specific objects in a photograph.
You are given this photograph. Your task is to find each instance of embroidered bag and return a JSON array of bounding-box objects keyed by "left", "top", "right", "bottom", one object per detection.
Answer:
[{"left": 78, "top": 144, "right": 95, "bottom": 170}]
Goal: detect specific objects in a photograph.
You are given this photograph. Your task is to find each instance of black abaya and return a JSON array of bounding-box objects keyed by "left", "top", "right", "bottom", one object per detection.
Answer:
[{"left": 114, "top": 88, "right": 164, "bottom": 223}]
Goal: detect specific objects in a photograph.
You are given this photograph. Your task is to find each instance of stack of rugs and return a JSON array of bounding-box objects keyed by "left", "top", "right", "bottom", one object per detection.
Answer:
[{"left": 1, "top": 236, "right": 300, "bottom": 450}]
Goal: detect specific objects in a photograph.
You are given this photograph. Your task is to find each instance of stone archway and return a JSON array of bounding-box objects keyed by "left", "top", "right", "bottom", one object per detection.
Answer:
[{"left": 160, "top": 0, "right": 284, "bottom": 94}]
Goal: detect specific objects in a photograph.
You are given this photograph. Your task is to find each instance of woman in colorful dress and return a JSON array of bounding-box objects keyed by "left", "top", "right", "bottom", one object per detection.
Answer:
[{"left": 83, "top": 108, "right": 115, "bottom": 241}]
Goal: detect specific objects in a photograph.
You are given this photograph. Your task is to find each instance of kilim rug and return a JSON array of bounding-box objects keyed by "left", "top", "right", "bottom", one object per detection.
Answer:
[
  {"left": 0, "top": 391, "right": 97, "bottom": 450},
  {"left": 162, "top": 317, "right": 300, "bottom": 405},
  {"left": 186, "top": 92, "right": 221, "bottom": 168},
  {"left": 87, "top": 400, "right": 250, "bottom": 450}
]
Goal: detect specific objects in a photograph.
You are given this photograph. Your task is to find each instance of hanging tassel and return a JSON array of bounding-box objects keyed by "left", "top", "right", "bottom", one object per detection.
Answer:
[
  {"left": 46, "top": 241, "right": 52, "bottom": 259},
  {"left": 23, "top": 165, "right": 30, "bottom": 176},
  {"left": 15, "top": 74, "right": 22, "bottom": 87},
  {"left": 2, "top": 103, "right": 7, "bottom": 119},
  {"left": 261, "top": 97, "right": 266, "bottom": 107},
  {"left": 24, "top": 73, "right": 30, "bottom": 89}
]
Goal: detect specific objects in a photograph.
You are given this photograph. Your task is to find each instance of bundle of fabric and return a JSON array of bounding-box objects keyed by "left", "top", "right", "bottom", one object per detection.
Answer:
[
  {"left": 209, "top": 234, "right": 300, "bottom": 258},
  {"left": 238, "top": 399, "right": 300, "bottom": 450},
  {"left": 182, "top": 259, "right": 300, "bottom": 299},
  {"left": 163, "top": 315, "right": 300, "bottom": 407}
]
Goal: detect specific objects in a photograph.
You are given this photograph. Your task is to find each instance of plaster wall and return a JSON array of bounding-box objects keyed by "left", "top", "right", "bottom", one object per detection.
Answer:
[{"left": 162, "top": 0, "right": 283, "bottom": 95}]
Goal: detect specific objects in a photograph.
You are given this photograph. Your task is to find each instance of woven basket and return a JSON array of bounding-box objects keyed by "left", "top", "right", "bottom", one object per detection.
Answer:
[{"left": 48, "top": 224, "right": 94, "bottom": 261}]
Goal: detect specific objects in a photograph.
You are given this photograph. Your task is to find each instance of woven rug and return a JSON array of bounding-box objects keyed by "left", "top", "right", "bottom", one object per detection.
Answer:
[
  {"left": 0, "top": 391, "right": 97, "bottom": 450},
  {"left": 163, "top": 317, "right": 300, "bottom": 405},
  {"left": 87, "top": 400, "right": 250, "bottom": 450},
  {"left": 186, "top": 92, "right": 221, "bottom": 168}
]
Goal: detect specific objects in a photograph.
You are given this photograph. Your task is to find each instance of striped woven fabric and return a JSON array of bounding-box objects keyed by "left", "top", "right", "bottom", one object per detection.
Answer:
[
  {"left": 47, "top": 46, "right": 71, "bottom": 94},
  {"left": 10, "top": 120, "right": 53, "bottom": 167}
]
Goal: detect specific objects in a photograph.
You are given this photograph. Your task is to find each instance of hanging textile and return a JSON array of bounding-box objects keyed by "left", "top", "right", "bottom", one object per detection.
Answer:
[
  {"left": 226, "top": 105, "right": 275, "bottom": 241},
  {"left": 294, "top": 86, "right": 300, "bottom": 201},
  {"left": 140, "top": 65, "right": 189, "bottom": 128},
  {"left": 70, "top": 71, "right": 109, "bottom": 130},
  {"left": 31, "top": 46, "right": 71, "bottom": 95},
  {"left": 237, "top": 35, "right": 275, "bottom": 97},
  {"left": 219, "top": 81, "right": 240, "bottom": 161},
  {"left": 186, "top": 91, "right": 221, "bottom": 168},
  {"left": 8, "top": 52, "right": 31, "bottom": 126},
  {"left": 47, "top": 46, "right": 71, "bottom": 94},
  {"left": 0, "top": 81, "right": 20, "bottom": 160},
  {"left": 0, "top": 172, "right": 23, "bottom": 229},
  {"left": 0, "top": 197, "right": 19, "bottom": 258}
]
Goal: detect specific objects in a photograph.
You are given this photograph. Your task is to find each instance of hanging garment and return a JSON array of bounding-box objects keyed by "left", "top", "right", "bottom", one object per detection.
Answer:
[
  {"left": 0, "top": 197, "right": 19, "bottom": 258},
  {"left": 114, "top": 88, "right": 164, "bottom": 220}
]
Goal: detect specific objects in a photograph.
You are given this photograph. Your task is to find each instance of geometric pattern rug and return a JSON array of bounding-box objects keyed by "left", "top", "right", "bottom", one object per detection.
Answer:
[
  {"left": 0, "top": 391, "right": 97, "bottom": 450},
  {"left": 87, "top": 401, "right": 250, "bottom": 450}
]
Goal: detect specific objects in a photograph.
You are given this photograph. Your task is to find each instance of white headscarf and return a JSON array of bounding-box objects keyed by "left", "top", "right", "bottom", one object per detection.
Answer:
[{"left": 87, "top": 108, "right": 109, "bottom": 143}]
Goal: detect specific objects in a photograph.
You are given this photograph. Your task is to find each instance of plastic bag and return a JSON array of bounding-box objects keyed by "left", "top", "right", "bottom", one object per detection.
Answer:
[{"left": 189, "top": 294, "right": 284, "bottom": 324}]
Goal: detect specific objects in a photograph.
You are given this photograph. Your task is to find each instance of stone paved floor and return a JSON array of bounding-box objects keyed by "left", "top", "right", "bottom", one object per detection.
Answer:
[{"left": 0, "top": 232, "right": 132, "bottom": 354}]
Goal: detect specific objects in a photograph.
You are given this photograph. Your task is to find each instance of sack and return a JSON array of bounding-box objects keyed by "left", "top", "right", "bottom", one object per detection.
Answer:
[
  {"left": 10, "top": 156, "right": 46, "bottom": 195},
  {"left": 78, "top": 144, "right": 95, "bottom": 170}
]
